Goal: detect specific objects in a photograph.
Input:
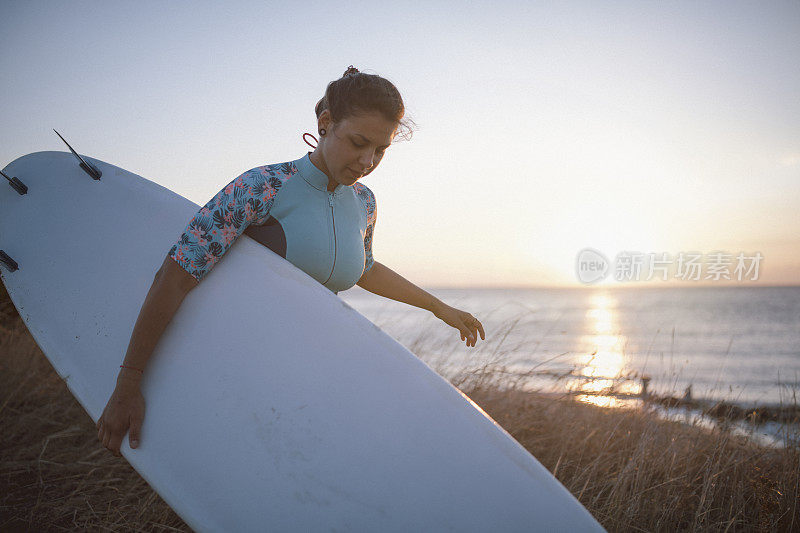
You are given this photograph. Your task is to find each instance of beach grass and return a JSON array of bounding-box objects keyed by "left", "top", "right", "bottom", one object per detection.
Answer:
[{"left": 1, "top": 283, "right": 798, "bottom": 532}]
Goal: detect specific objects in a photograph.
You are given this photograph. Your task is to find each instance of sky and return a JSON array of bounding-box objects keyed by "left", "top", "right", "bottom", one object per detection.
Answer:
[{"left": 1, "top": 1, "right": 798, "bottom": 288}]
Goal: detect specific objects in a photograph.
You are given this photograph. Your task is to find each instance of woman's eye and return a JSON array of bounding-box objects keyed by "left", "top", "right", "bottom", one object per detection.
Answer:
[{"left": 352, "top": 140, "right": 386, "bottom": 154}]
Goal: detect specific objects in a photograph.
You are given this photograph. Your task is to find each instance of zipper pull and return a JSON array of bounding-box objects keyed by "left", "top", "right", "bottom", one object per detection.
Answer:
[{"left": 328, "top": 192, "right": 334, "bottom": 206}]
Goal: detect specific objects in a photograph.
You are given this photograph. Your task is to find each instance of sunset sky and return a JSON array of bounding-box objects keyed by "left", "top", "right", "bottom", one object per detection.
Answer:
[{"left": 2, "top": 1, "right": 798, "bottom": 288}]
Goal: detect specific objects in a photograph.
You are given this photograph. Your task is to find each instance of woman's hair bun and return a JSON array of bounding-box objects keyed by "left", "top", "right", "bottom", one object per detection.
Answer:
[{"left": 343, "top": 65, "right": 360, "bottom": 77}]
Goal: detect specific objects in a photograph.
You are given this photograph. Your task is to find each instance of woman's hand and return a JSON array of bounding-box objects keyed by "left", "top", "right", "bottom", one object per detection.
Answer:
[
  {"left": 97, "top": 375, "right": 145, "bottom": 456},
  {"left": 432, "top": 302, "right": 486, "bottom": 348}
]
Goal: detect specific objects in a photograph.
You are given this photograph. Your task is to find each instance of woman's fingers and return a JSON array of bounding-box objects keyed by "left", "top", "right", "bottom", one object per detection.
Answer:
[
  {"left": 458, "top": 321, "right": 475, "bottom": 347},
  {"left": 96, "top": 389, "right": 145, "bottom": 455},
  {"left": 461, "top": 314, "right": 485, "bottom": 347},
  {"left": 461, "top": 324, "right": 474, "bottom": 345},
  {"left": 108, "top": 433, "right": 124, "bottom": 456},
  {"left": 465, "top": 321, "right": 477, "bottom": 346},
  {"left": 476, "top": 320, "right": 485, "bottom": 340},
  {"left": 98, "top": 414, "right": 123, "bottom": 455},
  {"left": 464, "top": 314, "right": 485, "bottom": 342},
  {"left": 466, "top": 315, "right": 486, "bottom": 346},
  {"left": 439, "top": 304, "right": 485, "bottom": 348},
  {"left": 102, "top": 428, "right": 111, "bottom": 449}
]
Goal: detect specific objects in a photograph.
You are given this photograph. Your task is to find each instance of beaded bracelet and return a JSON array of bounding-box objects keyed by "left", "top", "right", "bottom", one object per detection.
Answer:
[{"left": 120, "top": 364, "right": 144, "bottom": 374}]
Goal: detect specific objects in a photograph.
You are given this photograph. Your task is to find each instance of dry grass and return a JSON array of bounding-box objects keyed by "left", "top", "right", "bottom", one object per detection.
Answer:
[
  {"left": 460, "top": 383, "right": 798, "bottom": 532},
  {"left": 1, "top": 282, "right": 798, "bottom": 532},
  {"left": 1, "top": 285, "right": 188, "bottom": 531}
]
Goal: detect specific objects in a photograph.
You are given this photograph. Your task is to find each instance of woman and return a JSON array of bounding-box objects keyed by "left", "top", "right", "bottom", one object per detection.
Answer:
[{"left": 97, "top": 66, "right": 486, "bottom": 457}]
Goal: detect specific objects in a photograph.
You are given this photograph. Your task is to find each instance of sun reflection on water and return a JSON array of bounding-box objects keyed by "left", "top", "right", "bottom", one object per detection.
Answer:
[{"left": 571, "top": 292, "right": 641, "bottom": 408}]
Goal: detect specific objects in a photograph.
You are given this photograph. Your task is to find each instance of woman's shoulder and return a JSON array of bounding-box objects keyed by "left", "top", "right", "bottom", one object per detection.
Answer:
[
  {"left": 352, "top": 182, "right": 377, "bottom": 220},
  {"left": 237, "top": 160, "right": 301, "bottom": 187},
  {"left": 352, "top": 181, "right": 375, "bottom": 201},
  {"left": 220, "top": 160, "right": 303, "bottom": 204}
]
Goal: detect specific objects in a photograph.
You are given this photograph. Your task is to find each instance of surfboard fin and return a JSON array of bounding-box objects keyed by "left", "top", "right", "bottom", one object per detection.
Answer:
[
  {"left": 52, "top": 129, "right": 102, "bottom": 180},
  {"left": 1, "top": 170, "right": 27, "bottom": 195},
  {"left": 0, "top": 250, "right": 18, "bottom": 272}
]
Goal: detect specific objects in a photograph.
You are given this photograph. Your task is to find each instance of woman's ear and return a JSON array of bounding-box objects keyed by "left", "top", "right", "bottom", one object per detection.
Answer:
[{"left": 317, "top": 109, "right": 332, "bottom": 134}]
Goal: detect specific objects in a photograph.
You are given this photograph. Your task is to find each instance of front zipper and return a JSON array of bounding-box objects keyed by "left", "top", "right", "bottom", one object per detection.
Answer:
[{"left": 322, "top": 192, "right": 337, "bottom": 285}]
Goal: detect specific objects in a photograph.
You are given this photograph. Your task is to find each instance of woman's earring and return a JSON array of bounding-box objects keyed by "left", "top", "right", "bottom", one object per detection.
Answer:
[{"left": 319, "top": 128, "right": 326, "bottom": 136}]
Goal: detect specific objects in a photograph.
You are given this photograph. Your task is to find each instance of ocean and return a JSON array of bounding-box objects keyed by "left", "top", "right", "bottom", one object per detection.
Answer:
[{"left": 340, "top": 286, "right": 800, "bottom": 409}]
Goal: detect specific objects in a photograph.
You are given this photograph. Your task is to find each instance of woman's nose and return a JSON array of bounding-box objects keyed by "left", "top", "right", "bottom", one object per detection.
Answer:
[{"left": 357, "top": 152, "right": 375, "bottom": 170}]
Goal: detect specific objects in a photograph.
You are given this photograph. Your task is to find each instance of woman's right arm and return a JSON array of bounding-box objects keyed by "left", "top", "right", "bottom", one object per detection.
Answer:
[
  {"left": 96, "top": 254, "right": 197, "bottom": 456},
  {"left": 97, "top": 166, "right": 277, "bottom": 456}
]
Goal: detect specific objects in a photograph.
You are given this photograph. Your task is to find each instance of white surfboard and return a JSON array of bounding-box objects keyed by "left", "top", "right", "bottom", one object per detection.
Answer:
[{"left": 0, "top": 150, "right": 605, "bottom": 532}]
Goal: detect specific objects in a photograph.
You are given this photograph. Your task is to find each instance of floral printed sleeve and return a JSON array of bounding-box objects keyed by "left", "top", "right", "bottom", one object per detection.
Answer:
[
  {"left": 168, "top": 167, "right": 285, "bottom": 282},
  {"left": 355, "top": 183, "right": 377, "bottom": 274}
]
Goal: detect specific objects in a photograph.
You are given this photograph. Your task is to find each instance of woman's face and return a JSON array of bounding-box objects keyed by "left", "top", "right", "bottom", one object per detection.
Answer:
[{"left": 317, "top": 109, "right": 397, "bottom": 189}]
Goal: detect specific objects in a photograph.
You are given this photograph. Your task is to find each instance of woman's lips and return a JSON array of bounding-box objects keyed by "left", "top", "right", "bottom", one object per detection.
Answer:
[{"left": 347, "top": 168, "right": 362, "bottom": 178}]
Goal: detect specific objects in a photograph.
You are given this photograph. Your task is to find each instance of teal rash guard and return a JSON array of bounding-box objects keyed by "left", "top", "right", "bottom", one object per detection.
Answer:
[{"left": 168, "top": 151, "right": 377, "bottom": 294}]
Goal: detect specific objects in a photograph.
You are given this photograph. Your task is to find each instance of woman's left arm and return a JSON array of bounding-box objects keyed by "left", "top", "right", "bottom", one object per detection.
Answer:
[{"left": 356, "top": 261, "right": 486, "bottom": 348}]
